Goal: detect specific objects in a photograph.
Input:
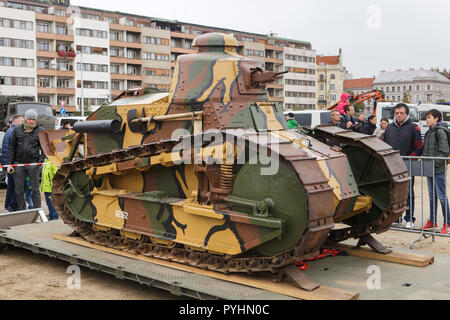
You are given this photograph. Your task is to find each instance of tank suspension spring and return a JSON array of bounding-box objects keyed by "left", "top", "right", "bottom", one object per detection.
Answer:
[{"left": 220, "top": 164, "right": 234, "bottom": 192}]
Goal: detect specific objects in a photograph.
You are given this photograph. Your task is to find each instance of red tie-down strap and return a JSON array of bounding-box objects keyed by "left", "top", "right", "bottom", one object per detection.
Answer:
[{"left": 296, "top": 249, "right": 345, "bottom": 271}]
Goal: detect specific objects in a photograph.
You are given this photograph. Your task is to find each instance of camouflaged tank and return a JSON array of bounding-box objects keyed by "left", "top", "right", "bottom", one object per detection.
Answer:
[{"left": 40, "top": 33, "right": 410, "bottom": 289}]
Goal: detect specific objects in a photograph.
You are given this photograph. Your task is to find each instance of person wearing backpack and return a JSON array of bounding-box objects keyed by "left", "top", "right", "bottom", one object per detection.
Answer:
[{"left": 422, "top": 109, "right": 450, "bottom": 235}]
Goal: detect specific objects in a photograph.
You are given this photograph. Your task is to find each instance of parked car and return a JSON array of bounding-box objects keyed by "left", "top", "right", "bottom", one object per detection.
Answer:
[
  {"left": 284, "top": 110, "right": 332, "bottom": 129},
  {"left": 55, "top": 116, "right": 87, "bottom": 130}
]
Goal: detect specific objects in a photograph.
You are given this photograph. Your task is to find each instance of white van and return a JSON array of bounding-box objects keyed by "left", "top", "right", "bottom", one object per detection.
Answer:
[
  {"left": 284, "top": 110, "right": 332, "bottom": 129},
  {"left": 415, "top": 104, "right": 450, "bottom": 136},
  {"left": 55, "top": 116, "right": 87, "bottom": 130},
  {"left": 375, "top": 102, "right": 420, "bottom": 127}
]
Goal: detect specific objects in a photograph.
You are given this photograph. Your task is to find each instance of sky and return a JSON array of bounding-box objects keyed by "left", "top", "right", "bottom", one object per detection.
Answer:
[{"left": 71, "top": 0, "right": 450, "bottom": 79}]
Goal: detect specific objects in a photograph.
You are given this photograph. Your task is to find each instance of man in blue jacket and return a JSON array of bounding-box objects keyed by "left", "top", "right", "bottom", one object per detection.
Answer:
[{"left": 2, "top": 115, "right": 24, "bottom": 212}]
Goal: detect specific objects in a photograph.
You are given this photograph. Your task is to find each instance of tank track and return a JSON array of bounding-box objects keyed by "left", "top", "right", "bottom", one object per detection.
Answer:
[
  {"left": 52, "top": 134, "right": 335, "bottom": 274},
  {"left": 52, "top": 129, "right": 409, "bottom": 274},
  {"left": 312, "top": 126, "right": 410, "bottom": 243}
]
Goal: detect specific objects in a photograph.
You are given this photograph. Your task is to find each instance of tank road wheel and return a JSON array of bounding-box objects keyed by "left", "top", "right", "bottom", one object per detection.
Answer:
[{"left": 230, "top": 161, "right": 307, "bottom": 257}]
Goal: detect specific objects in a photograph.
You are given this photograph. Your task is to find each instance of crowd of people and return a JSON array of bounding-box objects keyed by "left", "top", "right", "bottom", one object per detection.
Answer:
[{"left": 286, "top": 101, "right": 450, "bottom": 235}]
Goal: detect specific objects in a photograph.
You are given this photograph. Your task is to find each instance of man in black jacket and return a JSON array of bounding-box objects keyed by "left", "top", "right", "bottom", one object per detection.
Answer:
[
  {"left": 359, "top": 115, "right": 378, "bottom": 135},
  {"left": 7, "top": 109, "right": 45, "bottom": 211},
  {"left": 383, "top": 104, "right": 423, "bottom": 229}
]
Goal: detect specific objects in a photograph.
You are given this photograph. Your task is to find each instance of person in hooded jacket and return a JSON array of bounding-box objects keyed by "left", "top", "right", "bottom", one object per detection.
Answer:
[
  {"left": 422, "top": 109, "right": 450, "bottom": 235},
  {"left": 337, "top": 93, "right": 351, "bottom": 116}
]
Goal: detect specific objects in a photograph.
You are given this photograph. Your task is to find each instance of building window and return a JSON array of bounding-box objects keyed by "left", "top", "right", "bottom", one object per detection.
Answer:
[
  {"left": 330, "top": 74, "right": 336, "bottom": 80},
  {"left": 38, "top": 96, "right": 51, "bottom": 104},
  {"left": 110, "top": 64, "right": 120, "bottom": 74},
  {"left": 54, "top": 10, "right": 66, "bottom": 17},
  {"left": 39, "top": 77, "right": 51, "bottom": 88},
  {"left": 36, "top": 22, "right": 49, "bottom": 33},
  {"left": 37, "top": 40, "right": 50, "bottom": 51},
  {"left": 330, "top": 84, "right": 336, "bottom": 90},
  {"left": 37, "top": 58, "right": 50, "bottom": 69},
  {"left": 111, "top": 81, "right": 120, "bottom": 90},
  {"left": 55, "top": 25, "right": 68, "bottom": 35}
]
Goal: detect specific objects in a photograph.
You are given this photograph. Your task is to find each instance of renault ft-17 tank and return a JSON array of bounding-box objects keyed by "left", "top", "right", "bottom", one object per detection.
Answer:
[{"left": 40, "top": 33, "right": 410, "bottom": 290}]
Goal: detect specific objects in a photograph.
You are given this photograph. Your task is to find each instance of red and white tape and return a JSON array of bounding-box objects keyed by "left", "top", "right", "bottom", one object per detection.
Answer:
[{"left": 0, "top": 163, "right": 45, "bottom": 169}]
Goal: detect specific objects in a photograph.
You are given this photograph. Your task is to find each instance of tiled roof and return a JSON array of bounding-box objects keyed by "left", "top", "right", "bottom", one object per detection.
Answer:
[
  {"left": 344, "top": 78, "right": 376, "bottom": 89},
  {"left": 316, "top": 55, "right": 340, "bottom": 65}
]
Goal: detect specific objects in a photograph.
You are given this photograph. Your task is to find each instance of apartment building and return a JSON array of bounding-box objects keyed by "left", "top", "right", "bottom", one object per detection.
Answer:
[
  {"left": 0, "top": 0, "right": 318, "bottom": 112},
  {"left": 0, "top": 6, "right": 36, "bottom": 99},
  {"left": 316, "top": 50, "right": 345, "bottom": 110}
]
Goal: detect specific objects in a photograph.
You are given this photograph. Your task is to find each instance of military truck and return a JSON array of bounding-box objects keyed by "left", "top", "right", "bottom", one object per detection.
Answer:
[{"left": 0, "top": 96, "right": 56, "bottom": 131}]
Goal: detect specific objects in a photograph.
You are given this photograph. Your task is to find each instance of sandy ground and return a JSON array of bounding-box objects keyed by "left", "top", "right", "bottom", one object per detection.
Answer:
[{"left": 0, "top": 187, "right": 449, "bottom": 300}]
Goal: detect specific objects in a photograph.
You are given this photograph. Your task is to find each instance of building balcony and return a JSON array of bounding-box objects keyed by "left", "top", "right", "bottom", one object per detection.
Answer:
[
  {"left": 171, "top": 47, "right": 195, "bottom": 54},
  {"left": 266, "top": 83, "right": 284, "bottom": 90},
  {"left": 265, "top": 44, "right": 284, "bottom": 52},
  {"left": 37, "top": 87, "right": 76, "bottom": 95},
  {"left": 37, "top": 69, "right": 75, "bottom": 77},
  {"left": 109, "top": 24, "right": 142, "bottom": 33},
  {"left": 110, "top": 56, "right": 142, "bottom": 65},
  {"left": 269, "top": 97, "right": 284, "bottom": 102},
  {"left": 110, "top": 73, "right": 143, "bottom": 81},
  {"left": 170, "top": 31, "right": 196, "bottom": 40},
  {"left": 36, "top": 32, "right": 74, "bottom": 42},
  {"left": 318, "top": 99, "right": 328, "bottom": 105},
  {"left": 265, "top": 57, "right": 284, "bottom": 64},
  {"left": 57, "top": 49, "right": 76, "bottom": 59},
  {"left": 35, "top": 13, "right": 69, "bottom": 24},
  {"left": 110, "top": 40, "right": 142, "bottom": 49}
]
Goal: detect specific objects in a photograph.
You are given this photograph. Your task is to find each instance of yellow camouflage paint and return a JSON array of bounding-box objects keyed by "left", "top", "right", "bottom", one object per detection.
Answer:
[
  {"left": 91, "top": 189, "right": 126, "bottom": 230},
  {"left": 257, "top": 102, "right": 284, "bottom": 131},
  {"left": 175, "top": 165, "right": 198, "bottom": 199},
  {"left": 196, "top": 59, "right": 238, "bottom": 106},
  {"left": 172, "top": 200, "right": 242, "bottom": 255}
]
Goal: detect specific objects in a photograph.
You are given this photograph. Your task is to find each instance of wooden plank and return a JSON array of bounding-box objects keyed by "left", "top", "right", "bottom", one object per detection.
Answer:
[
  {"left": 54, "top": 233, "right": 359, "bottom": 301},
  {"left": 329, "top": 244, "right": 434, "bottom": 267}
]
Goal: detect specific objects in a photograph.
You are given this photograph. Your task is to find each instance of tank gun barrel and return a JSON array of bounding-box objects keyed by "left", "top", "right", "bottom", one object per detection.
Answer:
[
  {"left": 73, "top": 120, "right": 122, "bottom": 134},
  {"left": 251, "top": 68, "right": 288, "bottom": 86}
]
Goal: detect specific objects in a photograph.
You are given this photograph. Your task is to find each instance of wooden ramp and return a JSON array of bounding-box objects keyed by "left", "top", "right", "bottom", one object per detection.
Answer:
[
  {"left": 328, "top": 243, "right": 434, "bottom": 267},
  {"left": 54, "top": 233, "right": 359, "bottom": 301}
]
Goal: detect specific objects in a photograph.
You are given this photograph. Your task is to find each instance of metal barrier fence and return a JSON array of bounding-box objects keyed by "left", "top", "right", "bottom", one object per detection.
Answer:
[{"left": 391, "top": 156, "right": 450, "bottom": 249}]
